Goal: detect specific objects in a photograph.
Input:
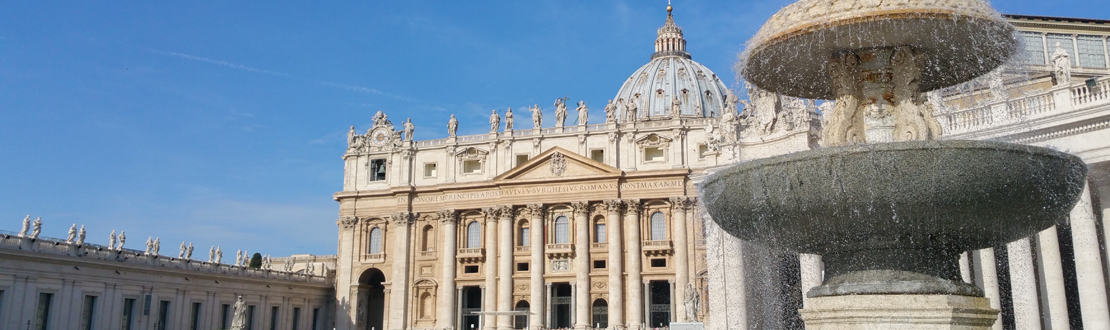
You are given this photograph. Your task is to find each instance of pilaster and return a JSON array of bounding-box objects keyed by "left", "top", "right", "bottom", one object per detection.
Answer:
[
  {"left": 572, "top": 201, "right": 591, "bottom": 330},
  {"left": 669, "top": 197, "right": 691, "bottom": 321},
  {"left": 387, "top": 211, "right": 414, "bottom": 330},
  {"left": 527, "top": 203, "right": 546, "bottom": 330},
  {"left": 605, "top": 199, "right": 625, "bottom": 329},
  {"left": 624, "top": 199, "right": 643, "bottom": 330},
  {"left": 482, "top": 207, "right": 500, "bottom": 330},
  {"left": 496, "top": 206, "right": 515, "bottom": 330},
  {"left": 437, "top": 210, "right": 459, "bottom": 330}
]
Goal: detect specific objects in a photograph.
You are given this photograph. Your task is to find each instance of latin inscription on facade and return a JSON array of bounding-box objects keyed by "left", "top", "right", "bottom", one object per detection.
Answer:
[{"left": 400, "top": 180, "right": 684, "bottom": 204}]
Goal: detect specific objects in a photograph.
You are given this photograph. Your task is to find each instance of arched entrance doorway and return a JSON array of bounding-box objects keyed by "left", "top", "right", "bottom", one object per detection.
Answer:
[{"left": 357, "top": 268, "right": 386, "bottom": 330}]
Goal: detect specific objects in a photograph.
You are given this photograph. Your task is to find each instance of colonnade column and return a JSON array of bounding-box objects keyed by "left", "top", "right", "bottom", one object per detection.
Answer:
[
  {"left": 387, "top": 212, "right": 414, "bottom": 330},
  {"left": 1069, "top": 183, "right": 1110, "bottom": 329},
  {"left": 573, "top": 201, "right": 591, "bottom": 330},
  {"left": 336, "top": 216, "right": 359, "bottom": 330},
  {"left": 605, "top": 199, "right": 625, "bottom": 329},
  {"left": 527, "top": 203, "right": 547, "bottom": 330},
  {"left": 624, "top": 199, "right": 643, "bottom": 330},
  {"left": 496, "top": 206, "right": 515, "bottom": 330},
  {"left": 1035, "top": 226, "right": 1070, "bottom": 330},
  {"left": 1006, "top": 237, "right": 1041, "bottom": 330},
  {"left": 437, "top": 210, "right": 459, "bottom": 330},
  {"left": 972, "top": 248, "right": 1002, "bottom": 330},
  {"left": 483, "top": 207, "right": 500, "bottom": 330},
  {"left": 669, "top": 197, "right": 690, "bottom": 322}
]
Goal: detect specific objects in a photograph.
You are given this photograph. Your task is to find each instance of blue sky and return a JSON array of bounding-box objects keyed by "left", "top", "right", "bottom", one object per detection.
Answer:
[{"left": 1, "top": 1, "right": 1104, "bottom": 257}]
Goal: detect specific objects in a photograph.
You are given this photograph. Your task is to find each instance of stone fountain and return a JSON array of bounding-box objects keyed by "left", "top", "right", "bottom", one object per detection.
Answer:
[{"left": 703, "top": 0, "right": 1089, "bottom": 328}]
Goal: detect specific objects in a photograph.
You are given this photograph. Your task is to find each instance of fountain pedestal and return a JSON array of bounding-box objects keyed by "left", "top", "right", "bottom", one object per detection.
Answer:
[{"left": 800, "top": 295, "right": 997, "bottom": 330}]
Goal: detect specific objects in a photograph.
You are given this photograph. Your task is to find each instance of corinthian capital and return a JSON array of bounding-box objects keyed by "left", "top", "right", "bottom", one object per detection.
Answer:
[
  {"left": 525, "top": 203, "right": 545, "bottom": 219},
  {"left": 437, "top": 209, "right": 458, "bottom": 224},
  {"left": 337, "top": 216, "right": 359, "bottom": 229},
  {"left": 669, "top": 197, "right": 693, "bottom": 211},
  {"left": 625, "top": 199, "right": 642, "bottom": 214},
  {"left": 498, "top": 205, "right": 515, "bottom": 220},
  {"left": 572, "top": 201, "right": 590, "bottom": 217},
  {"left": 603, "top": 199, "right": 624, "bottom": 213},
  {"left": 482, "top": 207, "right": 501, "bottom": 220},
  {"left": 389, "top": 212, "right": 414, "bottom": 226}
]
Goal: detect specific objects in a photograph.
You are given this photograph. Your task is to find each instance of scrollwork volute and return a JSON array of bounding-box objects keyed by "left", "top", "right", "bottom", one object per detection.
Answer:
[
  {"left": 437, "top": 209, "right": 458, "bottom": 224},
  {"left": 571, "top": 201, "right": 589, "bottom": 217}
]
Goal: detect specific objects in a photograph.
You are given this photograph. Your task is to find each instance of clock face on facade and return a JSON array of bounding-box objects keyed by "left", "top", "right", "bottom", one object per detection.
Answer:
[{"left": 370, "top": 127, "right": 391, "bottom": 146}]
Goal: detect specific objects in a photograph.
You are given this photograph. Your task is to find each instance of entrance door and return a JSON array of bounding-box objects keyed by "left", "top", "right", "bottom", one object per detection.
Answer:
[
  {"left": 358, "top": 269, "right": 386, "bottom": 330},
  {"left": 550, "top": 283, "right": 572, "bottom": 328},
  {"left": 648, "top": 281, "right": 671, "bottom": 327},
  {"left": 460, "top": 286, "right": 482, "bottom": 330}
]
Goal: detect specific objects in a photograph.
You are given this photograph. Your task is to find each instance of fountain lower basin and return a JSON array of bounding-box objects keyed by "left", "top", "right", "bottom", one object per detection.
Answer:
[{"left": 701, "top": 140, "right": 1086, "bottom": 296}]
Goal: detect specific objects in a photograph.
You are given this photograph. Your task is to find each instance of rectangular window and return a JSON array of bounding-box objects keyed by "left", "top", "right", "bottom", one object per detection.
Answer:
[
  {"left": 191, "top": 302, "right": 202, "bottom": 330},
  {"left": 35, "top": 292, "right": 52, "bottom": 330},
  {"left": 517, "top": 262, "right": 529, "bottom": 272},
  {"left": 594, "top": 260, "right": 607, "bottom": 269},
  {"left": 644, "top": 147, "right": 665, "bottom": 162},
  {"left": 270, "top": 306, "right": 280, "bottom": 330},
  {"left": 698, "top": 144, "right": 710, "bottom": 159},
  {"left": 1047, "top": 34, "right": 1077, "bottom": 66},
  {"left": 423, "top": 163, "right": 438, "bottom": 178},
  {"left": 122, "top": 298, "right": 137, "bottom": 330},
  {"left": 520, "top": 228, "right": 530, "bottom": 246},
  {"left": 462, "top": 160, "right": 482, "bottom": 174},
  {"left": 222, "top": 304, "right": 232, "bottom": 329},
  {"left": 464, "top": 265, "right": 479, "bottom": 273},
  {"left": 595, "top": 223, "right": 606, "bottom": 243},
  {"left": 370, "top": 159, "right": 387, "bottom": 181},
  {"left": 81, "top": 295, "right": 97, "bottom": 330},
  {"left": 292, "top": 307, "right": 301, "bottom": 330},
  {"left": 650, "top": 258, "right": 667, "bottom": 268},
  {"left": 590, "top": 149, "right": 605, "bottom": 163},
  {"left": 515, "top": 154, "right": 530, "bottom": 167},
  {"left": 1077, "top": 35, "right": 1107, "bottom": 68},
  {"left": 312, "top": 308, "right": 320, "bottom": 330},
  {"left": 158, "top": 301, "right": 171, "bottom": 330},
  {"left": 1019, "top": 32, "right": 1046, "bottom": 65}
]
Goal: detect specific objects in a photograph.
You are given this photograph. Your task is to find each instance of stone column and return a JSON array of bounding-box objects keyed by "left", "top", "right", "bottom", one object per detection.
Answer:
[
  {"left": 497, "top": 206, "right": 515, "bottom": 330},
  {"left": 959, "top": 252, "right": 972, "bottom": 283},
  {"left": 1069, "top": 183, "right": 1110, "bottom": 329},
  {"left": 1036, "top": 226, "right": 1070, "bottom": 330},
  {"left": 1006, "top": 237, "right": 1041, "bottom": 330},
  {"left": 388, "top": 211, "right": 415, "bottom": 330},
  {"left": 437, "top": 210, "right": 459, "bottom": 330},
  {"left": 668, "top": 197, "right": 691, "bottom": 321},
  {"left": 527, "top": 203, "right": 547, "bottom": 330},
  {"left": 798, "top": 254, "right": 823, "bottom": 308},
  {"left": 483, "top": 207, "right": 500, "bottom": 330},
  {"left": 604, "top": 199, "right": 625, "bottom": 329},
  {"left": 573, "top": 201, "right": 591, "bottom": 330},
  {"left": 624, "top": 199, "right": 643, "bottom": 330},
  {"left": 972, "top": 248, "right": 1002, "bottom": 330},
  {"left": 336, "top": 216, "right": 359, "bottom": 330}
]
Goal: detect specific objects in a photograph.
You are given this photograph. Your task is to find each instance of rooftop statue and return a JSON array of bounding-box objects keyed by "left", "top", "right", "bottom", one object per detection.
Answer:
[
  {"left": 180, "top": 241, "right": 188, "bottom": 258},
  {"left": 554, "top": 98, "right": 568, "bottom": 127},
  {"left": 66, "top": 224, "right": 76, "bottom": 243},
  {"left": 108, "top": 230, "right": 116, "bottom": 250},
  {"left": 404, "top": 118, "right": 415, "bottom": 141},
  {"left": 625, "top": 96, "right": 639, "bottom": 123},
  {"left": 531, "top": 105, "right": 543, "bottom": 128},
  {"left": 209, "top": 246, "right": 216, "bottom": 262},
  {"left": 76, "top": 225, "right": 85, "bottom": 245},
  {"left": 145, "top": 237, "right": 154, "bottom": 254},
  {"left": 117, "top": 231, "right": 126, "bottom": 251},
  {"left": 504, "top": 108, "right": 514, "bottom": 131},
  {"left": 576, "top": 101, "right": 588, "bottom": 126},
  {"left": 186, "top": 243, "right": 193, "bottom": 259},
  {"left": 604, "top": 100, "right": 617, "bottom": 123},
  {"left": 489, "top": 110, "right": 500, "bottom": 133},
  {"left": 18, "top": 215, "right": 29, "bottom": 237},
  {"left": 671, "top": 95, "right": 682, "bottom": 118},
  {"left": 447, "top": 114, "right": 458, "bottom": 137},
  {"left": 29, "top": 217, "right": 41, "bottom": 239},
  {"left": 1052, "top": 42, "right": 1072, "bottom": 85},
  {"left": 152, "top": 237, "right": 160, "bottom": 255},
  {"left": 215, "top": 246, "right": 223, "bottom": 264}
]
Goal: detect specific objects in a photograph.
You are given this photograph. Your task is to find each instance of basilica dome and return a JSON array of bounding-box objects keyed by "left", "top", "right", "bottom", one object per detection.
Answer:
[{"left": 613, "top": 7, "right": 733, "bottom": 120}]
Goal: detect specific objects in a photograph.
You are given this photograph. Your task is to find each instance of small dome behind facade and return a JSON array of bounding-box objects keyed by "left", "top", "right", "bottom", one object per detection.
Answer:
[{"left": 613, "top": 7, "right": 733, "bottom": 121}]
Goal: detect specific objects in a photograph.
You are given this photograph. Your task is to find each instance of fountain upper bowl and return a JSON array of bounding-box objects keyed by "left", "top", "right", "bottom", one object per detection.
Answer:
[
  {"left": 739, "top": 0, "right": 1017, "bottom": 99},
  {"left": 700, "top": 140, "right": 1086, "bottom": 255}
]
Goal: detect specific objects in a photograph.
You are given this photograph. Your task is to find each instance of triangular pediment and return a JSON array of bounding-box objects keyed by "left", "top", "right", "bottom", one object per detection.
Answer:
[{"left": 494, "top": 147, "right": 622, "bottom": 181}]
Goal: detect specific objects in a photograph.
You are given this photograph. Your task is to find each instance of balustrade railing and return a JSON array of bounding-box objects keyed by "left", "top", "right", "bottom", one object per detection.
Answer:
[{"left": 937, "top": 76, "right": 1110, "bottom": 136}]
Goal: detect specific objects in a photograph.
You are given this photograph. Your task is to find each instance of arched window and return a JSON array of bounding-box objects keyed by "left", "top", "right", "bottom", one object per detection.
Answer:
[
  {"left": 466, "top": 222, "right": 481, "bottom": 249},
  {"left": 650, "top": 211, "right": 666, "bottom": 241},
  {"left": 514, "top": 301, "right": 530, "bottom": 329},
  {"left": 519, "top": 221, "right": 530, "bottom": 247},
  {"left": 369, "top": 227, "right": 383, "bottom": 254},
  {"left": 554, "top": 216, "right": 570, "bottom": 244},
  {"left": 592, "top": 299, "right": 609, "bottom": 328},
  {"left": 421, "top": 225, "right": 434, "bottom": 251},
  {"left": 594, "top": 220, "right": 607, "bottom": 243}
]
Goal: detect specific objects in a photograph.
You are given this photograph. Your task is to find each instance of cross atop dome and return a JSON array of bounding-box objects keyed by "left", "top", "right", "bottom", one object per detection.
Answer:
[{"left": 653, "top": 3, "right": 690, "bottom": 59}]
